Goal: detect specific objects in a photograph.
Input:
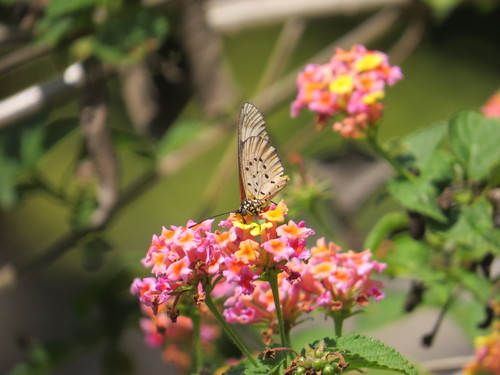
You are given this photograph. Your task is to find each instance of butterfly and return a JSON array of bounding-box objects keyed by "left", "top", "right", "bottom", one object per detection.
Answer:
[{"left": 235, "top": 102, "right": 290, "bottom": 218}]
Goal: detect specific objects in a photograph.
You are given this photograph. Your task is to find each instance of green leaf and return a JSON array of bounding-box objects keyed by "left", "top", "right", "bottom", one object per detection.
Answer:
[
  {"left": 388, "top": 178, "right": 447, "bottom": 223},
  {"left": 81, "top": 236, "right": 112, "bottom": 271},
  {"left": 448, "top": 111, "right": 500, "bottom": 181},
  {"left": 92, "top": 7, "right": 168, "bottom": 64},
  {"left": 20, "top": 124, "right": 45, "bottom": 170},
  {"left": 454, "top": 269, "right": 492, "bottom": 303},
  {"left": 420, "top": 0, "right": 462, "bottom": 18},
  {"left": 418, "top": 149, "right": 454, "bottom": 183},
  {"left": 224, "top": 359, "right": 271, "bottom": 375},
  {"left": 364, "top": 211, "right": 409, "bottom": 251},
  {"left": 386, "top": 234, "right": 434, "bottom": 278},
  {"left": 35, "top": 16, "right": 77, "bottom": 46},
  {"left": 324, "top": 334, "right": 418, "bottom": 375},
  {"left": 445, "top": 197, "right": 500, "bottom": 258},
  {"left": 402, "top": 121, "right": 447, "bottom": 169},
  {"left": 44, "top": 0, "right": 98, "bottom": 18},
  {"left": 0, "top": 157, "right": 21, "bottom": 210}
]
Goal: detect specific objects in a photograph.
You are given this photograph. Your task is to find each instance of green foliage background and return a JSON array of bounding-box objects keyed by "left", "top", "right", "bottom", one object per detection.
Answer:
[{"left": 0, "top": 1, "right": 499, "bottom": 374}]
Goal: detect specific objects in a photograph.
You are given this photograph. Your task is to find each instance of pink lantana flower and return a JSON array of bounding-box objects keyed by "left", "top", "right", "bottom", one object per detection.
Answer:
[
  {"left": 223, "top": 272, "right": 306, "bottom": 333},
  {"left": 481, "top": 90, "right": 500, "bottom": 118},
  {"left": 291, "top": 44, "right": 402, "bottom": 138},
  {"left": 463, "top": 319, "right": 500, "bottom": 375},
  {"left": 136, "top": 303, "right": 221, "bottom": 374},
  {"left": 296, "top": 238, "right": 386, "bottom": 312}
]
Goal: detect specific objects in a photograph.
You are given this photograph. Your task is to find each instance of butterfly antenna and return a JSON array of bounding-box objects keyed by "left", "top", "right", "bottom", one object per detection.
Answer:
[{"left": 188, "top": 211, "right": 233, "bottom": 229}]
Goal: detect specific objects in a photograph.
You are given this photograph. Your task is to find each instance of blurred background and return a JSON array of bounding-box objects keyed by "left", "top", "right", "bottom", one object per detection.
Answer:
[{"left": 1, "top": 0, "right": 499, "bottom": 374}]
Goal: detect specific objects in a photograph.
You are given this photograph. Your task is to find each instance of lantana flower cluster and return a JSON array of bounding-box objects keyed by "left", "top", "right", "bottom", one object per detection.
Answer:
[
  {"left": 463, "top": 320, "right": 500, "bottom": 375},
  {"left": 223, "top": 238, "right": 386, "bottom": 331},
  {"left": 131, "top": 200, "right": 387, "bottom": 372},
  {"left": 291, "top": 44, "right": 403, "bottom": 138},
  {"left": 138, "top": 303, "right": 220, "bottom": 373},
  {"left": 294, "top": 238, "right": 386, "bottom": 312},
  {"left": 131, "top": 201, "right": 314, "bottom": 315}
]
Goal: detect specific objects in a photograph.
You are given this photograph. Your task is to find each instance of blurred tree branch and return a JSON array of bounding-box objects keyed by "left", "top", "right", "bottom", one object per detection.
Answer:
[
  {"left": 79, "top": 60, "right": 119, "bottom": 228},
  {"left": 206, "top": 0, "right": 409, "bottom": 33}
]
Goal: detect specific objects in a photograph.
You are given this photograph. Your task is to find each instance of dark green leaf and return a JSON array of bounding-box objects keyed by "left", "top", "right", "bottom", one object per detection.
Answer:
[
  {"left": 92, "top": 8, "right": 168, "bottom": 64},
  {"left": 0, "top": 157, "right": 21, "bottom": 210},
  {"left": 448, "top": 111, "right": 500, "bottom": 181},
  {"left": 35, "top": 17, "right": 75, "bottom": 46},
  {"left": 388, "top": 178, "right": 447, "bottom": 223},
  {"left": 20, "top": 124, "right": 45, "bottom": 170},
  {"left": 324, "top": 334, "right": 418, "bottom": 375},
  {"left": 43, "top": 118, "right": 78, "bottom": 150}
]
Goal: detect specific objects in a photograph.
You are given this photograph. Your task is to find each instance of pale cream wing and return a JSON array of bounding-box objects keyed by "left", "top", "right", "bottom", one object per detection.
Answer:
[
  {"left": 240, "top": 135, "right": 289, "bottom": 204},
  {"left": 238, "top": 102, "right": 269, "bottom": 201},
  {"left": 238, "top": 102, "right": 269, "bottom": 144}
]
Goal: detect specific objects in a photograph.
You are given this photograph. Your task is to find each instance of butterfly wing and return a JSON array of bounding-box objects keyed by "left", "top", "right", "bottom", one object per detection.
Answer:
[{"left": 238, "top": 102, "right": 289, "bottom": 204}]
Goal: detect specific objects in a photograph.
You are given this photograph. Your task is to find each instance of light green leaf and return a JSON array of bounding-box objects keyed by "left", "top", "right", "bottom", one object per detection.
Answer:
[
  {"left": 419, "top": 149, "right": 454, "bottom": 183},
  {"left": 363, "top": 211, "right": 409, "bottom": 251},
  {"left": 402, "top": 121, "right": 447, "bottom": 169},
  {"left": 44, "top": 0, "right": 97, "bottom": 18},
  {"left": 388, "top": 178, "right": 447, "bottom": 222},
  {"left": 420, "top": 0, "right": 462, "bottom": 18},
  {"left": 455, "top": 269, "right": 492, "bottom": 303},
  {"left": 324, "top": 334, "right": 418, "bottom": 375},
  {"left": 445, "top": 197, "right": 500, "bottom": 258},
  {"left": 387, "top": 234, "right": 434, "bottom": 278},
  {"left": 449, "top": 111, "right": 500, "bottom": 181}
]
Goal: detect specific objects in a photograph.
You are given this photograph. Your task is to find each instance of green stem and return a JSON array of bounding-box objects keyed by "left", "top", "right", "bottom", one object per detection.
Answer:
[
  {"left": 191, "top": 307, "right": 204, "bottom": 373},
  {"left": 332, "top": 311, "right": 344, "bottom": 337},
  {"left": 366, "top": 128, "right": 415, "bottom": 181},
  {"left": 204, "top": 292, "right": 259, "bottom": 367},
  {"left": 268, "top": 272, "right": 288, "bottom": 348}
]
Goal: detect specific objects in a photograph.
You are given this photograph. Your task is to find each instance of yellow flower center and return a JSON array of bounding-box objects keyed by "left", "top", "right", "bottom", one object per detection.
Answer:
[
  {"left": 329, "top": 75, "right": 353, "bottom": 94},
  {"left": 356, "top": 53, "right": 383, "bottom": 72}
]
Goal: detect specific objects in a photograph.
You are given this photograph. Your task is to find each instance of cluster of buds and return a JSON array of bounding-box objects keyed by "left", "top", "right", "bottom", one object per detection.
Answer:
[
  {"left": 291, "top": 45, "right": 402, "bottom": 138},
  {"left": 285, "top": 341, "right": 348, "bottom": 375}
]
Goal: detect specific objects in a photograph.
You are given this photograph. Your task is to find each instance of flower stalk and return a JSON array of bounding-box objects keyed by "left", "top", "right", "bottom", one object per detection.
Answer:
[{"left": 204, "top": 291, "right": 260, "bottom": 368}]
